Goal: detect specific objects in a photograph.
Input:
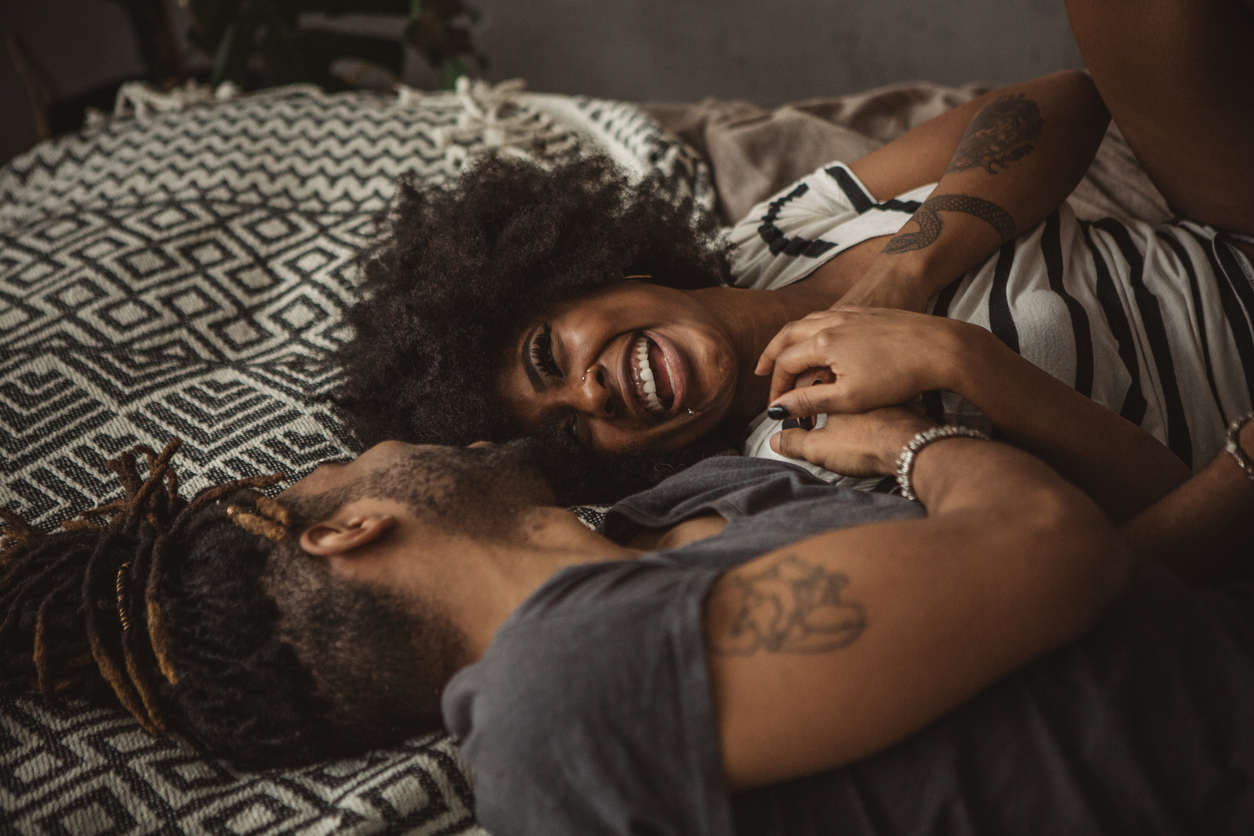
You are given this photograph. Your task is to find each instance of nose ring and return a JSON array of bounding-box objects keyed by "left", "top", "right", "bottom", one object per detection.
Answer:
[{"left": 582, "top": 367, "right": 597, "bottom": 383}]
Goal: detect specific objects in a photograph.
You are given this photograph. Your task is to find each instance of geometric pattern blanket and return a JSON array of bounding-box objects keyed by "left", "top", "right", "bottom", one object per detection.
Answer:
[{"left": 0, "top": 79, "right": 714, "bottom": 833}]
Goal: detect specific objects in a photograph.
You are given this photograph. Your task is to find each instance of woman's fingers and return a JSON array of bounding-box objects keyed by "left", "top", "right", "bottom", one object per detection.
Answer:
[
  {"left": 769, "top": 383, "right": 830, "bottom": 419},
  {"left": 806, "top": 367, "right": 836, "bottom": 386},
  {"left": 766, "top": 337, "right": 849, "bottom": 405},
  {"left": 768, "top": 366, "right": 836, "bottom": 410},
  {"left": 755, "top": 310, "right": 854, "bottom": 376}
]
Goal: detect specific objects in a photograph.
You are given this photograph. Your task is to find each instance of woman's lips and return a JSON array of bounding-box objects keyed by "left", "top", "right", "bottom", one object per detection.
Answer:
[
  {"left": 649, "top": 331, "right": 690, "bottom": 417},
  {"left": 622, "top": 331, "right": 689, "bottom": 420}
]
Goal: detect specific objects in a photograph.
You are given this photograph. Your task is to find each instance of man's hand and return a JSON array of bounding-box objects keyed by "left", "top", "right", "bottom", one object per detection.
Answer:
[{"left": 770, "top": 407, "right": 933, "bottom": 477}]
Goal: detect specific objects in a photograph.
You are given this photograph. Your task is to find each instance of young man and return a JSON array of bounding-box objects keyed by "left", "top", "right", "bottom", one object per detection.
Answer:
[{"left": 2, "top": 408, "right": 1252, "bottom": 834}]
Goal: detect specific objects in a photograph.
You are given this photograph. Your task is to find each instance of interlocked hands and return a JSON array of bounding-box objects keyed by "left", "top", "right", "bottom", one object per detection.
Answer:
[{"left": 758, "top": 307, "right": 969, "bottom": 474}]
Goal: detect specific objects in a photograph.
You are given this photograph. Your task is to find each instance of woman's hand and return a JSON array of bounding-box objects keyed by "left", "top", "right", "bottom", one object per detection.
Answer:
[
  {"left": 770, "top": 407, "right": 933, "bottom": 477},
  {"left": 756, "top": 307, "right": 969, "bottom": 418},
  {"left": 762, "top": 306, "right": 1192, "bottom": 524}
]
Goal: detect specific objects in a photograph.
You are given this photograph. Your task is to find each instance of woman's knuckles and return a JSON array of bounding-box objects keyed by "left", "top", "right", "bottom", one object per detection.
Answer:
[{"left": 812, "top": 330, "right": 840, "bottom": 350}]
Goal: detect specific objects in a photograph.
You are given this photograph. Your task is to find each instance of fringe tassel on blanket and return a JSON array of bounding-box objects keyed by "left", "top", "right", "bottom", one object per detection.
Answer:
[{"left": 396, "top": 77, "right": 579, "bottom": 167}]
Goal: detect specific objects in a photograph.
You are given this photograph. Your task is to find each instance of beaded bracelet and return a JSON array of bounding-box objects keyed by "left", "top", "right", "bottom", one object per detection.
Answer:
[
  {"left": 895, "top": 425, "right": 991, "bottom": 502},
  {"left": 1224, "top": 412, "right": 1254, "bottom": 482}
]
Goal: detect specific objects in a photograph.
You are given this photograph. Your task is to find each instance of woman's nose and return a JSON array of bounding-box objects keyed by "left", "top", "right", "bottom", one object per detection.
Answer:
[{"left": 570, "top": 365, "right": 616, "bottom": 419}]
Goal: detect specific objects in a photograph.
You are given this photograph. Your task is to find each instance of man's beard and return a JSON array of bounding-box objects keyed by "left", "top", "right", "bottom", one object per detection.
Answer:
[{"left": 358, "top": 439, "right": 556, "bottom": 540}]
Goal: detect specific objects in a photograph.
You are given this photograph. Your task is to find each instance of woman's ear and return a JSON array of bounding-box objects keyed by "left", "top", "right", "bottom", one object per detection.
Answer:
[{"left": 299, "top": 513, "right": 395, "bottom": 557}]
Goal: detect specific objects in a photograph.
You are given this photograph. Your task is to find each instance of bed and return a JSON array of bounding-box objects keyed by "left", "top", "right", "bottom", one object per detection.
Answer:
[{"left": 0, "top": 76, "right": 1168, "bottom": 833}]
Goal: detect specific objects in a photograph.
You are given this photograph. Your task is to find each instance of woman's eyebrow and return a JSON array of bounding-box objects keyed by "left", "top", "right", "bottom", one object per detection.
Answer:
[{"left": 521, "top": 327, "right": 544, "bottom": 393}]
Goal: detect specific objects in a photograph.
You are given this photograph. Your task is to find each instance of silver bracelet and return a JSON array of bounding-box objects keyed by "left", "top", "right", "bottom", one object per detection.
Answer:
[
  {"left": 1224, "top": 412, "right": 1254, "bottom": 482},
  {"left": 895, "top": 425, "right": 991, "bottom": 502}
]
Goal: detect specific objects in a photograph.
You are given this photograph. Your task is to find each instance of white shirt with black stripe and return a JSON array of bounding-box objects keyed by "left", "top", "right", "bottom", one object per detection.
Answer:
[{"left": 731, "top": 162, "right": 1254, "bottom": 481}]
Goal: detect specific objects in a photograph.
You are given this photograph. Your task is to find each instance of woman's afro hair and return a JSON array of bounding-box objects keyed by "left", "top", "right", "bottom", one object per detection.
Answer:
[{"left": 335, "top": 152, "right": 731, "bottom": 455}]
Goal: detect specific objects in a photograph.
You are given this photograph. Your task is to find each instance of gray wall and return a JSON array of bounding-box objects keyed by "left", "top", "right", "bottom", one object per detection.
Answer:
[
  {"left": 1, "top": 0, "right": 145, "bottom": 163},
  {"left": 1, "top": 0, "right": 1084, "bottom": 164},
  {"left": 471, "top": 0, "right": 1083, "bottom": 105}
]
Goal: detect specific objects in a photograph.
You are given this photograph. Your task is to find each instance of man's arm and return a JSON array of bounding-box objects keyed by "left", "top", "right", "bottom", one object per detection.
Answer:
[
  {"left": 1121, "top": 415, "right": 1254, "bottom": 585},
  {"left": 822, "top": 71, "right": 1109, "bottom": 311},
  {"left": 757, "top": 308, "right": 1193, "bottom": 523},
  {"left": 704, "top": 409, "right": 1129, "bottom": 790}
]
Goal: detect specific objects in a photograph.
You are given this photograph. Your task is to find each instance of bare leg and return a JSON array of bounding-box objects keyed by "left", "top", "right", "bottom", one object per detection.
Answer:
[{"left": 1065, "top": 0, "right": 1254, "bottom": 254}]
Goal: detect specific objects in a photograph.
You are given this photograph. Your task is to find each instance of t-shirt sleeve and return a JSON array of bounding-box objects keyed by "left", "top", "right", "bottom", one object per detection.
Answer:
[
  {"left": 442, "top": 560, "right": 733, "bottom": 836},
  {"left": 728, "top": 162, "right": 934, "bottom": 291}
]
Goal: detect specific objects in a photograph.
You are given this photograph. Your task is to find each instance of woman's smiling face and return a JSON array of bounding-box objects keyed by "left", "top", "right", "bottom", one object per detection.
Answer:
[{"left": 497, "top": 282, "right": 742, "bottom": 454}]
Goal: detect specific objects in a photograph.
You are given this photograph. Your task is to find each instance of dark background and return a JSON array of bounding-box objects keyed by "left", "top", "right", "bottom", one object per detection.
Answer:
[{"left": 0, "top": 0, "right": 1084, "bottom": 166}]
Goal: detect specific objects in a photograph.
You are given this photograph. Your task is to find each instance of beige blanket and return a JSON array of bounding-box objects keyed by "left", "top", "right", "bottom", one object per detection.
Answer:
[{"left": 645, "top": 81, "right": 1171, "bottom": 228}]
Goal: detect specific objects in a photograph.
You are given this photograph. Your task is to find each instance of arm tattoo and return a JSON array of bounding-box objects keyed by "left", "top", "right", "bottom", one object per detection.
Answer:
[
  {"left": 710, "top": 556, "right": 866, "bottom": 656},
  {"left": 946, "top": 93, "right": 1043, "bottom": 175},
  {"left": 882, "top": 193, "right": 1016, "bottom": 254}
]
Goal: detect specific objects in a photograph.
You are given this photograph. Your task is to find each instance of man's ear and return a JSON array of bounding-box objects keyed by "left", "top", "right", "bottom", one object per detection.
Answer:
[{"left": 299, "top": 514, "right": 396, "bottom": 557}]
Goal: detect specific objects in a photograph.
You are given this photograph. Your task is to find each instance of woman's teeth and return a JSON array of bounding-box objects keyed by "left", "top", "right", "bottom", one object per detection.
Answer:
[{"left": 635, "top": 335, "right": 665, "bottom": 415}]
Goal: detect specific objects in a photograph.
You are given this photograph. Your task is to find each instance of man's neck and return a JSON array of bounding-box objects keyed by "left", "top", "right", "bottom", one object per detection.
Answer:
[{"left": 451, "top": 508, "right": 642, "bottom": 660}]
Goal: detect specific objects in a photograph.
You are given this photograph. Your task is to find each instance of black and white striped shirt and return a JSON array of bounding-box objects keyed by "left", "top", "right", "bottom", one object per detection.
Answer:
[{"left": 731, "top": 162, "right": 1254, "bottom": 480}]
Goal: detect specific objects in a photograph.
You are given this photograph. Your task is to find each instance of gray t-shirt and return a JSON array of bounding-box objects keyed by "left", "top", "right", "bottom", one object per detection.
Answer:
[{"left": 442, "top": 457, "right": 1254, "bottom": 836}]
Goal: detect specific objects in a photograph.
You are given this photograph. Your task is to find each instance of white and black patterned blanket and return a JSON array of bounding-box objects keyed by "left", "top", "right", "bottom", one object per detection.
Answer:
[{"left": 0, "top": 81, "right": 713, "bottom": 833}]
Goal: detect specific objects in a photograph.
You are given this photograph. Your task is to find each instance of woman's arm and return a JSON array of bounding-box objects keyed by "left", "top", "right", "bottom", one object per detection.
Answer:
[
  {"left": 707, "top": 407, "right": 1127, "bottom": 789},
  {"left": 757, "top": 308, "right": 1192, "bottom": 523},
  {"left": 819, "top": 71, "right": 1110, "bottom": 311}
]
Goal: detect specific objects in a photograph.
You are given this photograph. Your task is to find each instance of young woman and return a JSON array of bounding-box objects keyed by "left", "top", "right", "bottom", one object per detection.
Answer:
[{"left": 337, "top": 0, "right": 1254, "bottom": 511}]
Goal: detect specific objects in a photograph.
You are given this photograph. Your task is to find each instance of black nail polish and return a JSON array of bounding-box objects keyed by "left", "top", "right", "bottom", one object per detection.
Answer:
[
  {"left": 781, "top": 417, "right": 800, "bottom": 430},
  {"left": 767, "top": 405, "right": 790, "bottom": 420}
]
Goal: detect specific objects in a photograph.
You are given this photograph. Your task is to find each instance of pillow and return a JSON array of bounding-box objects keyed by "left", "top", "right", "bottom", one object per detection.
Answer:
[
  {"left": 0, "top": 79, "right": 709, "bottom": 831},
  {"left": 0, "top": 692, "right": 481, "bottom": 834}
]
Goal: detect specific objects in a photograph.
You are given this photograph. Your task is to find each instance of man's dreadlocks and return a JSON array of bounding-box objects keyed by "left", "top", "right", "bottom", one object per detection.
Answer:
[{"left": 0, "top": 439, "right": 449, "bottom": 767}]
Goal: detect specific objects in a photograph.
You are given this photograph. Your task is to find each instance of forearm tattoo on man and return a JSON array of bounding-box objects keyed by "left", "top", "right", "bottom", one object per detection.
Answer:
[
  {"left": 882, "top": 193, "right": 1016, "bottom": 254},
  {"left": 946, "top": 93, "right": 1043, "bottom": 175},
  {"left": 710, "top": 556, "right": 866, "bottom": 655}
]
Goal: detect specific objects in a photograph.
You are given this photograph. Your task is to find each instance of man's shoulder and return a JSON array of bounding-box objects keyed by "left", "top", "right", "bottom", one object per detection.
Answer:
[
  {"left": 443, "top": 559, "right": 714, "bottom": 723},
  {"left": 442, "top": 559, "right": 730, "bottom": 836},
  {"left": 603, "top": 455, "right": 919, "bottom": 548},
  {"left": 605, "top": 455, "right": 820, "bottom": 521}
]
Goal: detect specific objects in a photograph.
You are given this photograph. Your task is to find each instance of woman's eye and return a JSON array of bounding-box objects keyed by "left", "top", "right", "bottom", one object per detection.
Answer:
[{"left": 529, "top": 324, "right": 562, "bottom": 379}]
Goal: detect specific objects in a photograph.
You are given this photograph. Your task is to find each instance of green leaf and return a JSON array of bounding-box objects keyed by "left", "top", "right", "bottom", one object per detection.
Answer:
[
  {"left": 188, "top": 0, "right": 481, "bottom": 92},
  {"left": 439, "top": 55, "right": 467, "bottom": 90},
  {"left": 210, "top": 21, "right": 249, "bottom": 86}
]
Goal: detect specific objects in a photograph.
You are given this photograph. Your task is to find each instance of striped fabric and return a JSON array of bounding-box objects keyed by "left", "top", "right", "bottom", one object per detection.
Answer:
[{"left": 731, "top": 163, "right": 1254, "bottom": 473}]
